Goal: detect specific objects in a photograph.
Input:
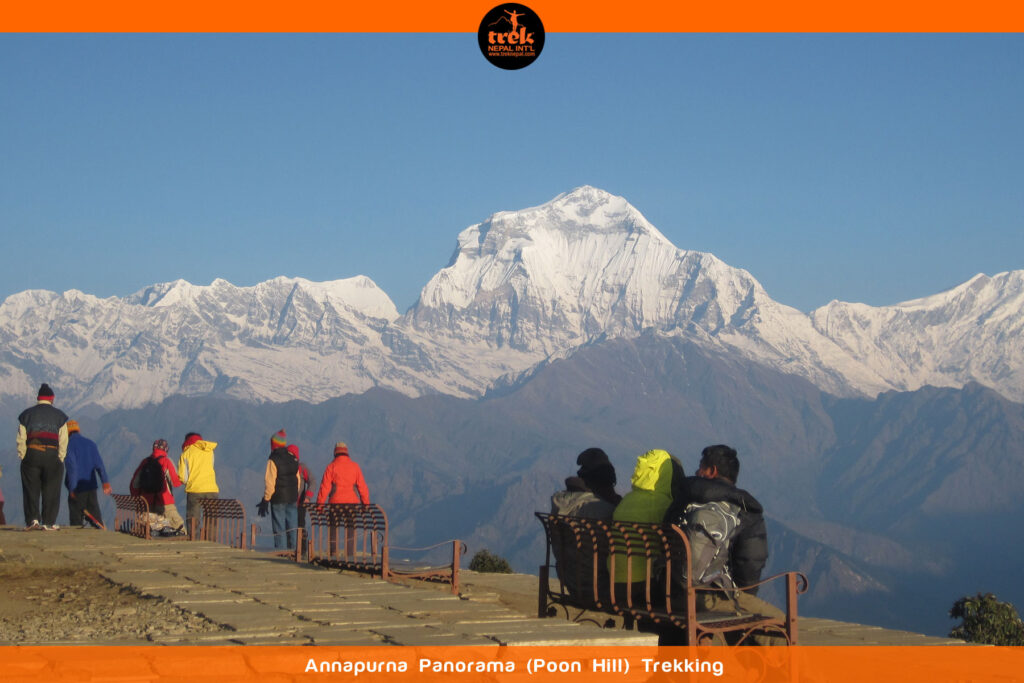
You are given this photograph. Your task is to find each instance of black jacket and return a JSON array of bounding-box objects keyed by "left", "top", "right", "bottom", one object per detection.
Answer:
[
  {"left": 664, "top": 476, "right": 769, "bottom": 593},
  {"left": 18, "top": 402, "right": 69, "bottom": 457}
]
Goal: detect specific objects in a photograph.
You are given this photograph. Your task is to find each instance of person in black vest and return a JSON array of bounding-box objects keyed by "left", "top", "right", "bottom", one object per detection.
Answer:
[
  {"left": 258, "top": 429, "right": 301, "bottom": 549},
  {"left": 17, "top": 384, "right": 69, "bottom": 530}
]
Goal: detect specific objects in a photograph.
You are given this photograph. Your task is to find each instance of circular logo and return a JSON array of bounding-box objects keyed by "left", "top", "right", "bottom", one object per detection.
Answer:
[{"left": 478, "top": 3, "right": 545, "bottom": 70}]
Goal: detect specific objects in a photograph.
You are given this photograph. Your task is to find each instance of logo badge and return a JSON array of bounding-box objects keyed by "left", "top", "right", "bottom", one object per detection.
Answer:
[{"left": 478, "top": 3, "right": 545, "bottom": 70}]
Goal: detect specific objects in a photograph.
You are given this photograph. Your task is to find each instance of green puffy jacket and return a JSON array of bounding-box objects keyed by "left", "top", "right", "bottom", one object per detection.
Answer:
[{"left": 611, "top": 449, "right": 679, "bottom": 583}]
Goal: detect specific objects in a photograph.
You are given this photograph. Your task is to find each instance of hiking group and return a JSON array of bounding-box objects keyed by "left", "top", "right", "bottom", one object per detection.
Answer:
[
  {"left": 11, "top": 384, "right": 371, "bottom": 549},
  {"left": 550, "top": 444, "right": 781, "bottom": 645}
]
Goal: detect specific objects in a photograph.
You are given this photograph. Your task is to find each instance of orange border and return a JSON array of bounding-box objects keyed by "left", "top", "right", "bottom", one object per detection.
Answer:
[
  {"left": 3, "top": 645, "right": 1024, "bottom": 682},
  {"left": 2, "top": 0, "right": 1023, "bottom": 32}
]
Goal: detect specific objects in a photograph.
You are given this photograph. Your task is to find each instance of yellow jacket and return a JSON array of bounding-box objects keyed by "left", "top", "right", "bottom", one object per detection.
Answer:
[
  {"left": 178, "top": 440, "right": 219, "bottom": 494},
  {"left": 611, "top": 449, "right": 679, "bottom": 582}
]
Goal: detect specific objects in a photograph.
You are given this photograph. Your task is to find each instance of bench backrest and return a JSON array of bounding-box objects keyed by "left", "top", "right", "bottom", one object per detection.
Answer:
[
  {"left": 198, "top": 498, "right": 247, "bottom": 549},
  {"left": 536, "top": 512, "right": 693, "bottom": 615},
  {"left": 306, "top": 503, "right": 388, "bottom": 573},
  {"left": 112, "top": 494, "right": 151, "bottom": 540}
]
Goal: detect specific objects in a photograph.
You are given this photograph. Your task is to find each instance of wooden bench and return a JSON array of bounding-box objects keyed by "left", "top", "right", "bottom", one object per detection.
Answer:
[
  {"left": 305, "top": 503, "right": 465, "bottom": 594},
  {"left": 194, "top": 498, "right": 248, "bottom": 549},
  {"left": 536, "top": 512, "right": 807, "bottom": 645},
  {"left": 112, "top": 494, "right": 151, "bottom": 539}
]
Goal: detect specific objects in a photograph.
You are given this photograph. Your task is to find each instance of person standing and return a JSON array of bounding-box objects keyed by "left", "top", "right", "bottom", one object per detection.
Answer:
[
  {"left": 259, "top": 430, "right": 300, "bottom": 550},
  {"left": 316, "top": 442, "right": 370, "bottom": 559},
  {"left": 178, "top": 432, "right": 219, "bottom": 537},
  {"left": 63, "top": 420, "right": 112, "bottom": 528},
  {"left": 17, "top": 383, "right": 69, "bottom": 530},
  {"left": 315, "top": 442, "right": 370, "bottom": 505},
  {"left": 130, "top": 439, "right": 186, "bottom": 535}
]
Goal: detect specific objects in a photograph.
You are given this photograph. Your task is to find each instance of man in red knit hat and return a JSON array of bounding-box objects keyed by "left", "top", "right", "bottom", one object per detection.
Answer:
[{"left": 17, "top": 383, "right": 69, "bottom": 530}]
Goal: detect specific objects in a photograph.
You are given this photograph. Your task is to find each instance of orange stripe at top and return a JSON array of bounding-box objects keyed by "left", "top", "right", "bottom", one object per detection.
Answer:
[{"left": 2, "top": 0, "right": 1023, "bottom": 32}]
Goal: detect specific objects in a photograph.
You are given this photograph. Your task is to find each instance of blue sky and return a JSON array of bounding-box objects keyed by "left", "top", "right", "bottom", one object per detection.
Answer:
[{"left": 1, "top": 33, "right": 1021, "bottom": 313}]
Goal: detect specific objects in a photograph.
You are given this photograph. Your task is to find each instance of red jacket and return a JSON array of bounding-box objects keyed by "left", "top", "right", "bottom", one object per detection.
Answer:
[
  {"left": 316, "top": 455, "right": 370, "bottom": 504},
  {"left": 130, "top": 449, "right": 181, "bottom": 507}
]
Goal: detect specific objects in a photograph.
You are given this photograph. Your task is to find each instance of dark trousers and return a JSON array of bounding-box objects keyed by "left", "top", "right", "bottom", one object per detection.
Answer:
[
  {"left": 186, "top": 492, "right": 218, "bottom": 537},
  {"left": 68, "top": 488, "right": 102, "bottom": 527},
  {"left": 21, "top": 451, "right": 64, "bottom": 526}
]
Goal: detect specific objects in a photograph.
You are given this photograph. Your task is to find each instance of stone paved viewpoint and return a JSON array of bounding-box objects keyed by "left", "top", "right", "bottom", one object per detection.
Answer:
[{"left": 0, "top": 527, "right": 961, "bottom": 646}]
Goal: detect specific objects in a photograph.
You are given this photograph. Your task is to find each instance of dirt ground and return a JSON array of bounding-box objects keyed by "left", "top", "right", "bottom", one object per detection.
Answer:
[{"left": 0, "top": 556, "right": 223, "bottom": 644}]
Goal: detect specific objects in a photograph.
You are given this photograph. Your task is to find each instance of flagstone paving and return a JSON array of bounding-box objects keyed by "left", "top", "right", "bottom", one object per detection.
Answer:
[{"left": 0, "top": 527, "right": 962, "bottom": 646}]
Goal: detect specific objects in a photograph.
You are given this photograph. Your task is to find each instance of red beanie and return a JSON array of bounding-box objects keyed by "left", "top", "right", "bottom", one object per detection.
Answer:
[
  {"left": 287, "top": 444, "right": 299, "bottom": 460},
  {"left": 334, "top": 442, "right": 349, "bottom": 457}
]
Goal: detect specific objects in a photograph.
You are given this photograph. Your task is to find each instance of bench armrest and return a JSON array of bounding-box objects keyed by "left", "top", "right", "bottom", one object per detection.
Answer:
[{"left": 723, "top": 570, "right": 809, "bottom": 596}]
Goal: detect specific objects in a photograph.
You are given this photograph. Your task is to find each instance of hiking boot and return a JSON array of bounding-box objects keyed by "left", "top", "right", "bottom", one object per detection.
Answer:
[
  {"left": 25, "top": 520, "right": 41, "bottom": 531},
  {"left": 42, "top": 524, "right": 60, "bottom": 531}
]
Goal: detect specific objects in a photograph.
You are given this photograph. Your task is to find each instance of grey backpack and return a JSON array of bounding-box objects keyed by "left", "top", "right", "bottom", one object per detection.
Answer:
[{"left": 675, "top": 500, "right": 742, "bottom": 589}]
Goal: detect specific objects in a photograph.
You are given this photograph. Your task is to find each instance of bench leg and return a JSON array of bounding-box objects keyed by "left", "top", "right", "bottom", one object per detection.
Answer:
[{"left": 538, "top": 565, "right": 549, "bottom": 618}]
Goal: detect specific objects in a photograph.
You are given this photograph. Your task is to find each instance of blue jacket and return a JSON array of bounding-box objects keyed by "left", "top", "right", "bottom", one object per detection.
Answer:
[{"left": 64, "top": 432, "right": 109, "bottom": 493}]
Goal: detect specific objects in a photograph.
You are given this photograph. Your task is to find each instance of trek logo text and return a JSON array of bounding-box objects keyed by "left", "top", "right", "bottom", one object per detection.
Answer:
[{"left": 478, "top": 4, "right": 545, "bottom": 70}]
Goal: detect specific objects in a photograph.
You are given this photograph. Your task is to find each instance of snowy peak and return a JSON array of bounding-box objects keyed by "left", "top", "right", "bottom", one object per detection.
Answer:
[
  {"left": 810, "top": 271, "right": 1024, "bottom": 401},
  {"left": 419, "top": 188, "right": 684, "bottom": 307},
  {"left": 894, "top": 271, "right": 1024, "bottom": 316},
  {"left": 410, "top": 187, "right": 698, "bottom": 340},
  {"left": 401, "top": 188, "right": 823, "bottom": 390},
  {"left": 0, "top": 186, "right": 1021, "bottom": 410},
  {"left": 451, "top": 186, "right": 667, "bottom": 262},
  {"left": 127, "top": 275, "right": 399, "bottom": 321},
  {"left": 0, "top": 274, "right": 409, "bottom": 410}
]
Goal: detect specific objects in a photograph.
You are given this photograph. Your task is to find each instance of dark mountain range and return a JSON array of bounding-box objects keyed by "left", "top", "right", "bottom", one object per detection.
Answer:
[{"left": 1, "top": 333, "right": 1020, "bottom": 636}]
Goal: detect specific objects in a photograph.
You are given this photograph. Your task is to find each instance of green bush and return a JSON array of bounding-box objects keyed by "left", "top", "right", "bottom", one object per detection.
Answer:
[
  {"left": 949, "top": 593, "right": 1024, "bottom": 645},
  {"left": 469, "top": 549, "right": 513, "bottom": 574}
]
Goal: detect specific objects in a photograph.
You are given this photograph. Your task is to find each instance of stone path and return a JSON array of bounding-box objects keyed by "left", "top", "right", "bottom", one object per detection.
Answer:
[
  {"left": 0, "top": 527, "right": 961, "bottom": 646},
  {"left": 1, "top": 528, "right": 651, "bottom": 646}
]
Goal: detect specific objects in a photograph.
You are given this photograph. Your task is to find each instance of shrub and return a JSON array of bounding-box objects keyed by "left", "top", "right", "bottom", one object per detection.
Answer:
[
  {"left": 949, "top": 592, "right": 1024, "bottom": 645},
  {"left": 469, "top": 549, "right": 513, "bottom": 574}
]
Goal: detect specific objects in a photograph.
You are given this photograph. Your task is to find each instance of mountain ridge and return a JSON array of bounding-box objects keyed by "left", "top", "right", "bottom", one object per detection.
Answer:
[{"left": 0, "top": 186, "right": 1021, "bottom": 409}]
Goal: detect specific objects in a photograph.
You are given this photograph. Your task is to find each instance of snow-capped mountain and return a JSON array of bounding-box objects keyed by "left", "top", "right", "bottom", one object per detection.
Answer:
[
  {"left": 0, "top": 276, "right": 432, "bottom": 409},
  {"left": 811, "top": 271, "right": 1024, "bottom": 402},
  {"left": 392, "top": 186, "right": 892, "bottom": 397},
  {"left": 0, "top": 186, "right": 1021, "bottom": 410}
]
